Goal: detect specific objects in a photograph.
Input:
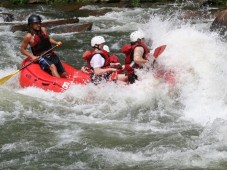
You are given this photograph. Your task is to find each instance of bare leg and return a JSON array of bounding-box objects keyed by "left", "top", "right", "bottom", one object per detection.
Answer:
[
  {"left": 49, "top": 64, "right": 60, "bottom": 78},
  {"left": 116, "top": 74, "right": 128, "bottom": 85},
  {"left": 61, "top": 72, "right": 69, "bottom": 78},
  {"left": 117, "top": 74, "right": 128, "bottom": 82}
]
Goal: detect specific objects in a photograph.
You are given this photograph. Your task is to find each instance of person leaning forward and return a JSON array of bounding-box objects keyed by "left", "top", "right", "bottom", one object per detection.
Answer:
[
  {"left": 20, "top": 14, "right": 68, "bottom": 78},
  {"left": 103, "top": 45, "right": 121, "bottom": 68},
  {"left": 81, "top": 36, "right": 127, "bottom": 85},
  {"left": 121, "top": 30, "right": 150, "bottom": 84}
]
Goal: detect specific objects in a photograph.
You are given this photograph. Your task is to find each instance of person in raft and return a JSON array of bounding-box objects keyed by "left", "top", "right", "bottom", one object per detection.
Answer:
[
  {"left": 81, "top": 36, "right": 127, "bottom": 84},
  {"left": 121, "top": 30, "right": 150, "bottom": 84},
  {"left": 103, "top": 45, "right": 125, "bottom": 74},
  {"left": 103, "top": 45, "right": 120, "bottom": 67},
  {"left": 20, "top": 14, "right": 68, "bottom": 78},
  {"left": 81, "top": 45, "right": 122, "bottom": 73}
]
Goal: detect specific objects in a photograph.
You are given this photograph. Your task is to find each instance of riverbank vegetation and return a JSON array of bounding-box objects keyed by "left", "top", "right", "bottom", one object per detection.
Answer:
[{"left": 7, "top": 0, "right": 227, "bottom": 6}]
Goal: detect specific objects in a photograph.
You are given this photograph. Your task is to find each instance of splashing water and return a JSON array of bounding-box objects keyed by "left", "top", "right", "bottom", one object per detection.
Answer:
[{"left": 1, "top": 4, "right": 227, "bottom": 169}]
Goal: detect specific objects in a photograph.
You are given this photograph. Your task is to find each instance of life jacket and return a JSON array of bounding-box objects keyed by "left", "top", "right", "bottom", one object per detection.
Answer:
[
  {"left": 82, "top": 49, "right": 110, "bottom": 69},
  {"left": 82, "top": 49, "right": 112, "bottom": 83},
  {"left": 30, "top": 30, "right": 53, "bottom": 56},
  {"left": 122, "top": 43, "right": 149, "bottom": 76},
  {"left": 109, "top": 54, "right": 119, "bottom": 63}
]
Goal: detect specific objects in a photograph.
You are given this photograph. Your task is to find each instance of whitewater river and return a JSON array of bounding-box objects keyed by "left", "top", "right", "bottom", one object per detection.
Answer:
[{"left": 1, "top": 3, "right": 227, "bottom": 169}]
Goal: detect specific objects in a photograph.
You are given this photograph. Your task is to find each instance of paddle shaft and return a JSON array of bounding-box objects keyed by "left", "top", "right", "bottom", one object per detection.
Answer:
[
  {"left": 20, "top": 45, "right": 58, "bottom": 70},
  {"left": 0, "top": 45, "right": 58, "bottom": 85}
]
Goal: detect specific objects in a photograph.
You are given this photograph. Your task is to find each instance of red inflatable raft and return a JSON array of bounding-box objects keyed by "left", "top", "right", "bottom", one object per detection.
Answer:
[
  {"left": 19, "top": 58, "right": 91, "bottom": 92},
  {"left": 19, "top": 58, "right": 176, "bottom": 93}
]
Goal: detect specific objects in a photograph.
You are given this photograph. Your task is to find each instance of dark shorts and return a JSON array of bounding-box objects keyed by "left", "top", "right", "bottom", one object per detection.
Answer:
[
  {"left": 38, "top": 54, "right": 65, "bottom": 74},
  {"left": 128, "top": 74, "right": 138, "bottom": 84},
  {"left": 91, "top": 73, "right": 111, "bottom": 85}
]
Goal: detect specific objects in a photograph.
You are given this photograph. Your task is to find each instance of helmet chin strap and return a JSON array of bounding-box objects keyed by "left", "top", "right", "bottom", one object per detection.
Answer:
[
  {"left": 94, "top": 44, "right": 101, "bottom": 50},
  {"left": 137, "top": 39, "right": 142, "bottom": 44}
]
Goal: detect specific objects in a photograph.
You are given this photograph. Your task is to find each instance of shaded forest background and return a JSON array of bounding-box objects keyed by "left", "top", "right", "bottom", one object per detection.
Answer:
[{"left": 2, "top": 0, "right": 227, "bottom": 7}]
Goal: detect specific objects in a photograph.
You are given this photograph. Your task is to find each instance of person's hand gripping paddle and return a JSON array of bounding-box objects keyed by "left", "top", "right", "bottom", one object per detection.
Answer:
[{"left": 0, "top": 45, "right": 58, "bottom": 85}]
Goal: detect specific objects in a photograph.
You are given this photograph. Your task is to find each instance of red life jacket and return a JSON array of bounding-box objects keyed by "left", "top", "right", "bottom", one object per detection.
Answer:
[
  {"left": 121, "top": 43, "right": 149, "bottom": 76},
  {"left": 30, "top": 30, "right": 53, "bottom": 56},
  {"left": 109, "top": 54, "right": 119, "bottom": 63},
  {"left": 82, "top": 50, "right": 116, "bottom": 84},
  {"left": 82, "top": 50, "right": 110, "bottom": 69}
]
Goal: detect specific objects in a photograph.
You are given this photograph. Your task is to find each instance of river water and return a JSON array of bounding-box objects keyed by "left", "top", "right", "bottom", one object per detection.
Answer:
[{"left": 1, "top": 3, "right": 227, "bottom": 170}]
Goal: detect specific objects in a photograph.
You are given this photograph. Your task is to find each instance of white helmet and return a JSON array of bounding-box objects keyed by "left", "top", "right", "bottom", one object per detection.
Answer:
[
  {"left": 91, "top": 36, "right": 105, "bottom": 47},
  {"left": 130, "top": 30, "right": 145, "bottom": 42},
  {"left": 103, "top": 45, "right": 110, "bottom": 52}
]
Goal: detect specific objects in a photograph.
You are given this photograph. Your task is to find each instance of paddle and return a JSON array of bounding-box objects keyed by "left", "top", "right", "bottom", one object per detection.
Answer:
[
  {"left": 0, "top": 45, "right": 58, "bottom": 85},
  {"left": 129, "top": 45, "right": 167, "bottom": 68},
  {"left": 152, "top": 45, "right": 167, "bottom": 65}
]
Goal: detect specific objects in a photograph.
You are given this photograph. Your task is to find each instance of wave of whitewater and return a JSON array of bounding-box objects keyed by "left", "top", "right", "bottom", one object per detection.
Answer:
[
  {"left": 1, "top": 5, "right": 226, "bottom": 125},
  {"left": 1, "top": 4, "right": 227, "bottom": 169}
]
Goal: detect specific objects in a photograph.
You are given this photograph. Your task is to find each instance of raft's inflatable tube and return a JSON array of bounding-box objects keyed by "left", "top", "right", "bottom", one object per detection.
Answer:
[{"left": 19, "top": 58, "right": 91, "bottom": 92}]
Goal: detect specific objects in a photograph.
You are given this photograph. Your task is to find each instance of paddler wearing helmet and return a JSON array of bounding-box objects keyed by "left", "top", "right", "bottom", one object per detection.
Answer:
[
  {"left": 20, "top": 14, "right": 68, "bottom": 78},
  {"left": 121, "top": 30, "right": 150, "bottom": 84},
  {"left": 81, "top": 36, "right": 127, "bottom": 85}
]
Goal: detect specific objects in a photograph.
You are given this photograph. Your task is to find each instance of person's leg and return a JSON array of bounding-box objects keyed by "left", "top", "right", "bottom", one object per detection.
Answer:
[
  {"left": 39, "top": 57, "right": 52, "bottom": 74},
  {"left": 117, "top": 74, "right": 128, "bottom": 82},
  {"left": 39, "top": 57, "right": 60, "bottom": 77},
  {"left": 60, "top": 72, "right": 68, "bottom": 78},
  {"left": 116, "top": 74, "right": 128, "bottom": 85},
  {"left": 57, "top": 61, "right": 68, "bottom": 78},
  {"left": 49, "top": 64, "right": 60, "bottom": 78},
  {"left": 128, "top": 74, "right": 138, "bottom": 84},
  {"left": 49, "top": 54, "right": 68, "bottom": 78}
]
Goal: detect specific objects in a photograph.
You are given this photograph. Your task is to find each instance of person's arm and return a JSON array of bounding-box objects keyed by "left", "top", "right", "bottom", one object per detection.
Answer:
[
  {"left": 93, "top": 67, "right": 116, "bottom": 75},
  {"left": 133, "top": 46, "right": 148, "bottom": 66},
  {"left": 91, "top": 54, "right": 116, "bottom": 75},
  {"left": 49, "top": 38, "right": 62, "bottom": 46},
  {"left": 20, "top": 33, "right": 38, "bottom": 61},
  {"left": 110, "top": 62, "right": 121, "bottom": 68},
  {"left": 42, "top": 27, "right": 62, "bottom": 46}
]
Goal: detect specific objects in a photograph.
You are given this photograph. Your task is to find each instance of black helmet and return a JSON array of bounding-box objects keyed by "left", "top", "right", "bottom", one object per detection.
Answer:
[{"left": 28, "top": 15, "right": 42, "bottom": 25}]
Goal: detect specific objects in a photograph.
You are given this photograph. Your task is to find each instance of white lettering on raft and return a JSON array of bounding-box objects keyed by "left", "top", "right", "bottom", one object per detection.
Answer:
[{"left": 62, "top": 82, "right": 70, "bottom": 90}]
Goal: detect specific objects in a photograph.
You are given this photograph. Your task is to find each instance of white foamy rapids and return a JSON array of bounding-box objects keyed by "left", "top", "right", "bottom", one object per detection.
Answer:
[
  {"left": 79, "top": 6, "right": 155, "bottom": 32},
  {"left": 2, "top": 11, "right": 226, "bottom": 128},
  {"left": 141, "top": 15, "right": 227, "bottom": 125},
  {"left": 0, "top": 30, "right": 24, "bottom": 66},
  {"left": 15, "top": 75, "right": 174, "bottom": 120}
]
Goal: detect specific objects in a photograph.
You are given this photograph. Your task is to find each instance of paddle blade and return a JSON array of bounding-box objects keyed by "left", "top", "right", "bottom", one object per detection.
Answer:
[
  {"left": 110, "top": 71, "right": 118, "bottom": 81},
  {"left": 153, "top": 45, "right": 167, "bottom": 58},
  {"left": 0, "top": 70, "right": 20, "bottom": 85}
]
